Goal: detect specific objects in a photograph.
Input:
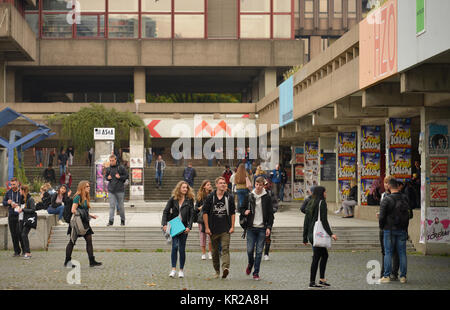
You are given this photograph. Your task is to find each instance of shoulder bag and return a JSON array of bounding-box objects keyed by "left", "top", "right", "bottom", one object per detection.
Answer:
[{"left": 312, "top": 200, "right": 331, "bottom": 248}]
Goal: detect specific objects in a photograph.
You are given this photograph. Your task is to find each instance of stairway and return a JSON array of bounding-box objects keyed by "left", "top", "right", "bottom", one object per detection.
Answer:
[{"left": 47, "top": 226, "right": 416, "bottom": 252}]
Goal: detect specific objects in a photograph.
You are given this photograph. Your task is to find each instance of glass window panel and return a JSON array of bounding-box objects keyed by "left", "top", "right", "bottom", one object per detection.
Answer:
[
  {"left": 43, "top": 0, "right": 71, "bottom": 11},
  {"left": 108, "top": 14, "right": 139, "bottom": 38},
  {"left": 305, "top": 0, "right": 313, "bottom": 18},
  {"left": 76, "top": 15, "right": 105, "bottom": 37},
  {"left": 240, "top": 15, "right": 270, "bottom": 38},
  {"left": 274, "top": 15, "right": 291, "bottom": 38},
  {"left": 25, "top": 14, "right": 39, "bottom": 37},
  {"left": 274, "top": 0, "right": 291, "bottom": 13},
  {"left": 240, "top": 0, "right": 270, "bottom": 13},
  {"left": 142, "top": 15, "right": 171, "bottom": 38},
  {"left": 334, "top": 0, "right": 342, "bottom": 18},
  {"left": 77, "top": 0, "right": 105, "bottom": 12},
  {"left": 108, "top": 0, "right": 138, "bottom": 12},
  {"left": 174, "top": 15, "right": 204, "bottom": 38},
  {"left": 319, "top": 0, "right": 328, "bottom": 18},
  {"left": 142, "top": 0, "right": 171, "bottom": 12},
  {"left": 25, "top": 0, "right": 39, "bottom": 11},
  {"left": 42, "top": 14, "right": 73, "bottom": 38},
  {"left": 348, "top": 0, "right": 356, "bottom": 17},
  {"left": 174, "top": 0, "right": 204, "bottom": 12}
]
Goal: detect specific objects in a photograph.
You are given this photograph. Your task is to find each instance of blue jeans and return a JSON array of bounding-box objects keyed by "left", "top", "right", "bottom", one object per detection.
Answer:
[
  {"left": 245, "top": 161, "right": 252, "bottom": 171},
  {"left": 156, "top": 170, "right": 163, "bottom": 186},
  {"left": 146, "top": 154, "right": 152, "bottom": 166},
  {"left": 383, "top": 230, "right": 407, "bottom": 278},
  {"left": 47, "top": 205, "right": 64, "bottom": 220},
  {"left": 108, "top": 192, "right": 125, "bottom": 223},
  {"left": 171, "top": 233, "right": 188, "bottom": 269},
  {"left": 236, "top": 189, "right": 249, "bottom": 210},
  {"left": 59, "top": 164, "right": 66, "bottom": 175},
  {"left": 246, "top": 228, "right": 266, "bottom": 275},
  {"left": 35, "top": 150, "right": 43, "bottom": 165},
  {"left": 279, "top": 183, "right": 285, "bottom": 201}
]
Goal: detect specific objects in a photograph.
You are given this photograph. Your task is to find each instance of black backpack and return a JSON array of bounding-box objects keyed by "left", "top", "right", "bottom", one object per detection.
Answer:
[{"left": 391, "top": 194, "right": 411, "bottom": 230}]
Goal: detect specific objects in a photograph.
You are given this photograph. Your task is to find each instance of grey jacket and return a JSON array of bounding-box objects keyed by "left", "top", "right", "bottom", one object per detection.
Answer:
[{"left": 70, "top": 210, "right": 89, "bottom": 244}]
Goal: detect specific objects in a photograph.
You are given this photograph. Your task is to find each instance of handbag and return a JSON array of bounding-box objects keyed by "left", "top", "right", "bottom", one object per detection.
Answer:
[
  {"left": 168, "top": 217, "right": 186, "bottom": 237},
  {"left": 24, "top": 211, "right": 38, "bottom": 229},
  {"left": 312, "top": 201, "right": 331, "bottom": 248}
]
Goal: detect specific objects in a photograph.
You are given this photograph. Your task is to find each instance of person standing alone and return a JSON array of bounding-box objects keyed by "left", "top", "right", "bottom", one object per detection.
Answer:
[
  {"left": 182, "top": 162, "right": 197, "bottom": 188},
  {"left": 155, "top": 155, "right": 166, "bottom": 190},
  {"left": 105, "top": 155, "right": 128, "bottom": 226},
  {"left": 3, "top": 178, "right": 23, "bottom": 257}
]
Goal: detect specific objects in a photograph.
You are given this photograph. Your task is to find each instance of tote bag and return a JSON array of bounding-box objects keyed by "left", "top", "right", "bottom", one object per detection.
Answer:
[
  {"left": 169, "top": 217, "right": 186, "bottom": 237},
  {"left": 313, "top": 201, "right": 332, "bottom": 248}
]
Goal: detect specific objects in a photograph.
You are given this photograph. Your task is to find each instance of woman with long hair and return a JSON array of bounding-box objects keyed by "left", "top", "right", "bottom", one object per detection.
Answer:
[
  {"left": 196, "top": 180, "right": 213, "bottom": 260},
  {"left": 64, "top": 180, "right": 102, "bottom": 268},
  {"left": 162, "top": 181, "right": 195, "bottom": 278},
  {"left": 48, "top": 184, "right": 70, "bottom": 225},
  {"left": 234, "top": 163, "right": 253, "bottom": 209},
  {"left": 18, "top": 185, "right": 36, "bottom": 260},
  {"left": 303, "top": 186, "right": 337, "bottom": 289}
]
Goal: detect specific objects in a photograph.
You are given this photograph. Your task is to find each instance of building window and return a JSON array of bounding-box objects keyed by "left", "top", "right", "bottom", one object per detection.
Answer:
[
  {"left": 108, "top": 0, "right": 139, "bottom": 12},
  {"left": 240, "top": 0, "right": 270, "bottom": 13},
  {"left": 334, "top": 0, "right": 342, "bottom": 18},
  {"left": 42, "top": 14, "right": 73, "bottom": 38},
  {"left": 348, "top": 0, "right": 356, "bottom": 18},
  {"left": 76, "top": 15, "right": 105, "bottom": 38},
  {"left": 274, "top": 0, "right": 291, "bottom": 13},
  {"left": 142, "top": 15, "right": 171, "bottom": 38},
  {"left": 174, "top": 0, "right": 204, "bottom": 12},
  {"left": 174, "top": 14, "right": 204, "bottom": 38},
  {"left": 273, "top": 15, "right": 291, "bottom": 38},
  {"left": 77, "top": 0, "right": 105, "bottom": 12},
  {"left": 142, "top": 0, "right": 171, "bottom": 12},
  {"left": 319, "top": 0, "right": 328, "bottom": 19},
  {"left": 304, "top": 0, "right": 313, "bottom": 19},
  {"left": 240, "top": 15, "right": 270, "bottom": 38},
  {"left": 108, "top": 14, "right": 139, "bottom": 38}
]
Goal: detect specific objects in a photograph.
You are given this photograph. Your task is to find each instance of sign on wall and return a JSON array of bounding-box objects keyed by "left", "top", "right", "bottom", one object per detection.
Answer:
[
  {"left": 416, "top": 0, "right": 425, "bottom": 35},
  {"left": 94, "top": 128, "right": 115, "bottom": 140},
  {"left": 338, "top": 132, "right": 357, "bottom": 201},
  {"left": 279, "top": 76, "right": 294, "bottom": 127},
  {"left": 304, "top": 142, "right": 319, "bottom": 194}
]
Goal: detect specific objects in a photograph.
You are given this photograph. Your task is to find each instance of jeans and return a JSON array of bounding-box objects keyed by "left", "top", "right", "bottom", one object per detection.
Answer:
[
  {"left": 246, "top": 228, "right": 266, "bottom": 275},
  {"left": 146, "top": 154, "right": 152, "bottom": 167},
  {"left": 156, "top": 170, "right": 163, "bottom": 186},
  {"left": 342, "top": 200, "right": 357, "bottom": 216},
  {"left": 383, "top": 230, "right": 407, "bottom": 278},
  {"left": 59, "top": 164, "right": 66, "bottom": 175},
  {"left": 379, "top": 229, "right": 399, "bottom": 278},
  {"left": 171, "top": 233, "right": 188, "bottom": 269},
  {"left": 8, "top": 215, "right": 22, "bottom": 255},
  {"left": 35, "top": 150, "right": 43, "bottom": 165},
  {"left": 108, "top": 192, "right": 125, "bottom": 223},
  {"left": 245, "top": 161, "right": 252, "bottom": 171},
  {"left": 279, "top": 183, "right": 285, "bottom": 201},
  {"left": 211, "top": 232, "right": 230, "bottom": 273},
  {"left": 310, "top": 246, "right": 329, "bottom": 283},
  {"left": 236, "top": 189, "right": 249, "bottom": 210},
  {"left": 47, "top": 205, "right": 65, "bottom": 220},
  {"left": 208, "top": 159, "right": 213, "bottom": 167},
  {"left": 19, "top": 220, "right": 32, "bottom": 254}
]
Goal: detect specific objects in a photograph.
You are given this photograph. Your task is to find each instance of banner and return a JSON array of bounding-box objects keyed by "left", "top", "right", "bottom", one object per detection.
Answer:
[
  {"left": 305, "top": 142, "right": 319, "bottom": 193},
  {"left": 361, "top": 179, "right": 376, "bottom": 206},
  {"left": 430, "top": 182, "right": 448, "bottom": 207},
  {"left": 361, "top": 126, "right": 382, "bottom": 205},
  {"left": 95, "top": 164, "right": 108, "bottom": 199},
  {"left": 131, "top": 168, "right": 143, "bottom": 186},
  {"left": 428, "top": 123, "right": 449, "bottom": 155},
  {"left": 338, "top": 156, "right": 356, "bottom": 201},
  {"left": 361, "top": 152, "right": 381, "bottom": 179},
  {"left": 338, "top": 180, "right": 352, "bottom": 202},
  {"left": 425, "top": 208, "right": 450, "bottom": 243},
  {"left": 388, "top": 148, "right": 412, "bottom": 181}
]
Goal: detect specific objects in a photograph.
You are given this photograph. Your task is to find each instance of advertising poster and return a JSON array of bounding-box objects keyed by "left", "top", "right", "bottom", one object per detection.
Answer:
[
  {"left": 305, "top": 142, "right": 319, "bottom": 193},
  {"left": 130, "top": 157, "right": 144, "bottom": 168},
  {"left": 389, "top": 118, "right": 412, "bottom": 148},
  {"left": 428, "top": 122, "right": 449, "bottom": 155},
  {"left": 338, "top": 132, "right": 357, "bottom": 157},
  {"left": 131, "top": 168, "right": 143, "bottom": 186},
  {"left": 294, "top": 164, "right": 305, "bottom": 180},
  {"left": 131, "top": 186, "right": 144, "bottom": 197},
  {"left": 361, "top": 152, "right": 381, "bottom": 179},
  {"left": 361, "top": 179, "right": 376, "bottom": 206},
  {"left": 361, "top": 126, "right": 381, "bottom": 153},
  {"left": 95, "top": 164, "right": 108, "bottom": 199},
  {"left": 283, "top": 183, "right": 292, "bottom": 202},
  {"left": 430, "top": 157, "right": 448, "bottom": 178},
  {"left": 426, "top": 208, "right": 450, "bottom": 243},
  {"left": 338, "top": 180, "right": 352, "bottom": 201},
  {"left": 430, "top": 182, "right": 448, "bottom": 207},
  {"left": 293, "top": 182, "right": 305, "bottom": 200},
  {"left": 388, "top": 148, "right": 411, "bottom": 182},
  {"left": 338, "top": 156, "right": 356, "bottom": 201},
  {"left": 295, "top": 147, "right": 304, "bottom": 164}
]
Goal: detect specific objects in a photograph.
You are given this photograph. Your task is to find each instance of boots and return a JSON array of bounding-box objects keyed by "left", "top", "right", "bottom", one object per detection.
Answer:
[
  {"left": 89, "top": 256, "right": 102, "bottom": 267},
  {"left": 64, "top": 257, "right": 75, "bottom": 268}
]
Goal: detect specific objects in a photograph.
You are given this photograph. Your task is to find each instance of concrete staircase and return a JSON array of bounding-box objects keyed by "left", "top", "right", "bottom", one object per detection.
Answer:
[{"left": 47, "top": 226, "right": 416, "bottom": 252}]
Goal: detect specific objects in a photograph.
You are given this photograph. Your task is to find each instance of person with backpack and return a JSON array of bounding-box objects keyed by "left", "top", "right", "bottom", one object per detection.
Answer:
[
  {"left": 105, "top": 154, "right": 128, "bottom": 227},
  {"left": 263, "top": 179, "right": 278, "bottom": 261},
  {"left": 18, "top": 185, "right": 37, "bottom": 260},
  {"left": 195, "top": 180, "right": 213, "bottom": 260},
  {"left": 239, "top": 177, "right": 274, "bottom": 280},
  {"left": 202, "top": 177, "right": 236, "bottom": 279},
  {"left": 182, "top": 162, "right": 197, "bottom": 188},
  {"left": 49, "top": 185, "right": 71, "bottom": 225},
  {"left": 161, "top": 181, "right": 195, "bottom": 278},
  {"left": 58, "top": 149, "right": 68, "bottom": 176},
  {"left": 3, "top": 178, "right": 23, "bottom": 257},
  {"left": 378, "top": 178, "right": 411, "bottom": 284},
  {"left": 303, "top": 186, "right": 338, "bottom": 289}
]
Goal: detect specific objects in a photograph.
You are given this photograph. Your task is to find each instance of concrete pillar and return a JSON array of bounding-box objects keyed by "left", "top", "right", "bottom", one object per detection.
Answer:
[
  {"left": 134, "top": 68, "right": 146, "bottom": 102},
  {"left": 129, "top": 127, "right": 145, "bottom": 203},
  {"left": 6, "top": 68, "right": 15, "bottom": 103},
  {"left": 309, "top": 36, "right": 322, "bottom": 60},
  {"left": 258, "top": 68, "right": 277, "bottom": 100}
]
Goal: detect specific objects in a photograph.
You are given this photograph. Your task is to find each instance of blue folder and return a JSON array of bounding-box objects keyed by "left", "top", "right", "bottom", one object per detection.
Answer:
[{"left": 169, "top": 217, "right": 186, "bottom": 237}]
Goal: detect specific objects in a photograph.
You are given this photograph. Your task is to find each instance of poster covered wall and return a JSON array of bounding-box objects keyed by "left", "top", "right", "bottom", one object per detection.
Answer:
[
  {"left": 304, "top": 142, "right": 319, "bottom": 194},
  {"left": 387, "top": 118, "right": 412, "bottom": 182},
  {"left": 338, "top": 132, "right": 357, "bottom": 201},
  {"left": 360, "top": 126, "right": 382, "bottom": 205},
  {"left": 425, "top": 208, "right": 450, "bottom": 243}
]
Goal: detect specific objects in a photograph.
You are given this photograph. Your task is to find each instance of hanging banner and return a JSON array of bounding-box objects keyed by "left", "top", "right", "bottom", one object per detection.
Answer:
[
  {"left": 388, "top": 148, "right": 412, "bottom": 182},
  {"left": 361, "top": 152, "right": 381, "bottom": 205},
  {"left": 425, "top": 208, "right": 450, "bottom": 243},
  {"left": 338, "top": 132, "right": 357, "bottom": 157},
  {"left": 95, "top": 164, "right": 108, "bottom": 199},
  {"left": 361, "top": 126, "right": 381, "bottom": 153},
  {"left": 305, "top": 142, "right": 319, "bottom": 193}
]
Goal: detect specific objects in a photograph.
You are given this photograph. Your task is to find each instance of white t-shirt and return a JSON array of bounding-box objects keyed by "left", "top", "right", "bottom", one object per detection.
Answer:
[{"left": 252, "top": 189, "right": 267, "bottom": 228}]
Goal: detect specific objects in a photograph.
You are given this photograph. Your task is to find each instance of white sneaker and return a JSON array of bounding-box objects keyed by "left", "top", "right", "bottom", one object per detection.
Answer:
[
  {"left": 178, "top": 270, "right": 184, "bottom": 278},
  {"left": 264, "top": 255, "right": 270, "bottom": 261},
  {"left": 201, "top": 254, "right": 206, "bottom": 260},
  {"left": 58, "top": 220, "right": 66, "bottom": 225},
  {"left": 169, "top": 270, "right": 176, "bottom": 278},
  {"left": 208, "top": 252, "right": 212, "bottom": 259},
  {"left": 334, "top": 210, "right": 340, "bottom": 214}
]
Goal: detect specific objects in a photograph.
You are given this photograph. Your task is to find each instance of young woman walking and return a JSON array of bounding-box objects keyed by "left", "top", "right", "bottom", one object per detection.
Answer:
[
  {"left": 64, "top": 180, "right": 102, "bottom": 267},
  {"left": 18, "top": 185, "right": 36, "bottom": 260},
  {"left": 196, "top": 180, "right": 213, "bottom": 260},
  {"left": 303, "top": 186, "right": 338, "bottom": 289},
  {"left": 162, "top": 181, "right": 195, "bottom": 278}
]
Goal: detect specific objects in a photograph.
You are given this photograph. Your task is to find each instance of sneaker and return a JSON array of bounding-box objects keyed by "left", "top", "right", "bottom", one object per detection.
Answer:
[
  {"left": 390, "top": 275, "right": 399, "bottom": 281},
  {"left": 309, "top": 283, "right": 322, "bottom": 289},
  {"left": 318, "top": 280, "right": 330, "bottom": 287},
  {"left": 201, "top": 254, "right": 206, "bottom": 260},
  {"left": 57, "top": 220, "right": 65, "bottom": 225},
  {"left": 399, "top": 276, "right": 407, "bottom": 284},
  {"left": 378, "top": 277, "right": 390, "bottom": 284},
  {"left": 178, "top": 270, "right": 184, "bottom": 278},
  {"left": 208, "top": 252, "right": 212, "bottom": 259},
  {"left": 334, "top": 210, "right": 341, "bottom": 214},
  {"left": 253, "top": 274, "right": 260, "bottom": 281},
  {"left": 121, "top": 221, "right": 125, "bottom": 226},
  {"left": 222, "top": 268, "right": 229, "bottom": 279},
  {"left": 107, "top": 222, "right": 113, "bottom": 227},
  {"left": 264, "top": 255, "right": 270, "bottom": 261},
  {"left": 169, "top": 270, "right": 176, "bottom": 278},
  {"left": 246, "top": 264, "right": 252, "bottom": 275},
  {"left": 23, "top": 254, "right": 31, "bottom": 260}
]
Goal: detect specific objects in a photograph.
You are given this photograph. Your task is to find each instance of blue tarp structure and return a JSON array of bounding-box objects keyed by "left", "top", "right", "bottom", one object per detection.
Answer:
[{"left": 0, "top": 107, "right": 56, "bottom": 181}]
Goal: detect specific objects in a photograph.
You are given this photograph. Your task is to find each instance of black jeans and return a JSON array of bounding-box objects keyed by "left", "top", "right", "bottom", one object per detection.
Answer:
[
  {"left": 310, "top": 246, "right": 329, "bottom": 283},
  {"left": 66, "top": 234, "right": 94, "bottom": 259},
  {"left": 8, "top": 215, "right": 22, "bottom": 255},
  {"left": 19, "top": 220, "right": 32, "bottom": 254},
  {"left": 264, "top": 233, "right": 271, "bottom": 256},
  {"left": 379, "top": 229, "right": 399, "bottom": 278}
]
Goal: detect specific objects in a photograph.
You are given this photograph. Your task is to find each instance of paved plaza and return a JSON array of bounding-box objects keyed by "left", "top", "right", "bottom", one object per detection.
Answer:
[{"left": 1, "top": 250, "right": 449, "bottom": 290}]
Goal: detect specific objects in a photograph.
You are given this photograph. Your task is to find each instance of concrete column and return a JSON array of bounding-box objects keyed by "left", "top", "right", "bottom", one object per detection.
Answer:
[
  {"left": 134, "top": 68, "right": 146, "bottom": 102},
  {"left": 309, "top": 36, "right": 322, "bottom": 60},
  {"left": 258, "top": 68, "right": 277, "bottom": 100},
  {"left": 129, "top": 127, "right": 145, "bottom": 203},
  {"left": 6, "top": 68, "right": 15, "bottom": 103}
]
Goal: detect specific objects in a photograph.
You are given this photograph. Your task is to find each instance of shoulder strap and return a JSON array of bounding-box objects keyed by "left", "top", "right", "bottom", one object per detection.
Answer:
[{"left": 317, "top": 200, "right": 322, "bottom": 221}]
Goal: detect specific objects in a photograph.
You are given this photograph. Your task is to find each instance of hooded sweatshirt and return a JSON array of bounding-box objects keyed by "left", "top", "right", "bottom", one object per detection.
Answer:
[{"left": 252, "top": 188, "right": 267, "bottom": 228}]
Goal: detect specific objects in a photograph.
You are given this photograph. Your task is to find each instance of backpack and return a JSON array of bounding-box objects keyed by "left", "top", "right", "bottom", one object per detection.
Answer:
[{"left": 391, "top": 194, "right": 411, "bottom": 230}]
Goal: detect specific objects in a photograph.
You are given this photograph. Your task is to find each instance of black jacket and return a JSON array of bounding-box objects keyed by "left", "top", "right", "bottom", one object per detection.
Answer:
[
  {"left": 303, "top": 199, "right": 333, "bottom": 244},
  {"left": 20, "top": 194, "right": 36, "bottom": 215},
  {"left": 161, "top": 196, "right": 194, "bottom": 230},
  {"left": 105, "top": 164, "right": 129, "bottom": 193},
  {"left": 379, "top": 191, "right": 410, "bottom": 231},
  {"left": 50, "top": 193, "right": 72, "bottom": 209},
  {"left": 347, "top": 185, "right": 358, "bottom": 201},
  {"left": 43, "top": 168, "right": 56, "bottom": 183},
  {"left": 2, "top": 189, "right": 22, "bottom": 217},
  {"left": 239, "top": 190, "right": 274, "bottom": 230}
]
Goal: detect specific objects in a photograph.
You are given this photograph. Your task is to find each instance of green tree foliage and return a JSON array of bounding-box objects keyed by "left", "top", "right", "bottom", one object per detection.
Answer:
[
  {"left": 46, "top": 103, "right": 151, "bottom": 154},
  {"left": 14, "top": 149, "right": 28, "bottom": 185}
]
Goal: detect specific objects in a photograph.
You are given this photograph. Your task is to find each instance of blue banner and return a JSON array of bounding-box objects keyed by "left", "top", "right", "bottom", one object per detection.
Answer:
[{"left": 279, "top": 76, "right": 294, "bottom": 127}]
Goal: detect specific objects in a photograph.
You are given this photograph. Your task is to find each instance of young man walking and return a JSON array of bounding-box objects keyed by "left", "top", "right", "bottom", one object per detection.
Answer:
[
  {"left": 240, "top": 177, "right": 274, "bottom": 280},
  {"left": 105, "top": 155, "right": 128, "bottom": 226},
  {"left": 203, "top": 177, "right": 236, "bottom": 279},
  {"left": 155, "top": 155, "right": 166, "bottom": 189},
  {"left": 182, "top": 162, "right": 197, "bottom": 188},
  {"left": 57, "top": 149, "right": 68, "bottom": 176}
]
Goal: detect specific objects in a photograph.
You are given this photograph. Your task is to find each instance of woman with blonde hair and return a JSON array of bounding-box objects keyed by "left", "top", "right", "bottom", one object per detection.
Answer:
[
  {"left": 234, "top": 163, "right": 253, "bottom": 209},
  {"left": 162, "top": 181, "right": 195, "bottom": 278},
  {"left": 18, "top": 185, "right": 36, "bottom": 259},
  {"left": 195, "top": 180, "right": 213, "bottom": 260},
  {"left": 64, "top": 180, "right": 102, "bottom": 268}
]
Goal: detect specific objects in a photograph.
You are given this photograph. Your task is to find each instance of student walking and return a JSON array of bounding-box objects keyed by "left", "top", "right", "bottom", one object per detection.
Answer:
[
  {"left": 49, "top": 185, "right": 71, "bottom": 225},
  {"left": 202, "top": 177, "right": 236, "bottom": 279},
  {"left": 18, "top": 185, "right": 36, "bottom": 260},
  {"left": 64, "top": 181, "right": 102, "bottom": 268},
  {"left": 222, "top": 166, "right": 233, "bottom": 192},
  {"left": 67, "top": 146, "right": 74, "bottom": 166},
  {"left": 303, "top": 186, "right": 338, "bottom": 289},
  {"left": 105, "top": 155, "right": 128, "bottom": 226},
  {"left": 34, "top": 147, "right": 43, "bottom": 167},
  {"left": 182, "top": 162, "right": 197, "bottom": 188},
  {"left": 162, "top": 181, "right": 195, "bottom": 278},
  {"left": 269, "top": 164, "right": 282, "bottom": 202},
  {"left": 155, "top": 155, "right": 166, "bottom": 189},
  {"left": 2, "top": 178, "right": 23, "bottom": 257},
  {"left": 195, "top": 180, "right": 213, "bottom": 260},
  {"left": 240, "top": 177, "right": 274, "bottom": 280},
  {"left": 58, "top": 149, "right": 68, "bottom": 176}
]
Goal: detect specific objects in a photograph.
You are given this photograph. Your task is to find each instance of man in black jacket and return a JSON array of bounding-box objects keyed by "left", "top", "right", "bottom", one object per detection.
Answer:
[
  {"left": 2, "top": 178, "right": 23, "bottom": 256},
  {"left": 240, "top": 176, "right": 274, "bottom": 280},
  {"left": 379, "top": 178, "right": 410, "bottom": 284},
  {"left": 105, "top": 155, "right": 129, "bottom": 226},
  {"left": 42, "top": 164, "right": 56, "bottom": 184}
]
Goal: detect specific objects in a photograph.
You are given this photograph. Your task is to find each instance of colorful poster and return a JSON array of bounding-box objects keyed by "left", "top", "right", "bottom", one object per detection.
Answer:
[
  {"left": 389, "top": 118, "right": 412, "bottom": 148},
  {"left": 430, "top": 182, "right": 448, "bottom": 206},
  {"left": 338, "top": 180, "right": 352, "bottom": 201},
  {"left": 361, "top": 179, "right": 376, "bottom": 206},
  {"left": 130, "top": 157, "right": 144, "bottom": 168},
  {"left": 294, "top": 164, "right": 305, "bottom": 179},
  {"left": 430, "top": 157, "right": 448, "bottom": 178},
  {"left": 131, "top": 168, "right": 143, "bottom": 186},
  {"left": 361, "top": 126, "right": 381, "bottom": 153},
  {"left": 295, "top": 147, "right": 304, "bottom": 164},
  {"left": 428, "top": 123, "right": 449, "bottom": 155},
  {"left": 95, "top": 164, "right": 108, "bottom": 199},
  {"left": 361, "top": 152, "right": 381, "bottom": 179},
  {"left": 293, "top": 182, "right": 305, "bottom": 200},
  {"left": 426, "top": 208, "right": 450, "bottom": 243},
  {"left": 338, "top": 156, "right": 356, "bottom": 181},
  {"left": 338, "top": 132, "right": 357, "bottom": 157},
  {"left": 389, "top": 148, "right": 411, "bottom": 181},
  {"left": 305, "top": 142, "right": 319, "bottom": 193}
]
